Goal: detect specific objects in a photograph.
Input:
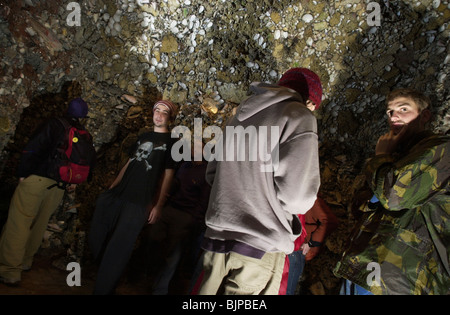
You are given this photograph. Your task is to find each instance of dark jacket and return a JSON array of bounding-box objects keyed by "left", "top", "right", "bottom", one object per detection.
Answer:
[{"left": 17, "top": 117, "right": 91, "bottom": 180}]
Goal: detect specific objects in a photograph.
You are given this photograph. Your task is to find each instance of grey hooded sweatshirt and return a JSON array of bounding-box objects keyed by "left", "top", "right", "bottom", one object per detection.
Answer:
[{"left": 204, "top": 82, "right": 321, "bottom": 255}]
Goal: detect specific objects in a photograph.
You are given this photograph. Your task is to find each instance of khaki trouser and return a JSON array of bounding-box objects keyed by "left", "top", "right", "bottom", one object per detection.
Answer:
[
  {"left": 0, "top": 175, "right": 65, "bottom": 280},
  {"left": 198, "top": 250, "right": 285, "bottom": 295}
]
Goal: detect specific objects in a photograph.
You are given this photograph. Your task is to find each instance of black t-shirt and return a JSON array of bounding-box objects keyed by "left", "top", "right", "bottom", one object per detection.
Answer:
[{"left": 111, "top": 131, "right": 176, "bottom": 207}]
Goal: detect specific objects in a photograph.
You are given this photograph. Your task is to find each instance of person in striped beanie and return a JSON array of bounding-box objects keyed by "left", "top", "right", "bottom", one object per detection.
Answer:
[
  {"left": 88, "top": 99, "right": 178, "bottom": 294},
  {"left": 153, "top": 100, "right": 178, "bottom": 120}
]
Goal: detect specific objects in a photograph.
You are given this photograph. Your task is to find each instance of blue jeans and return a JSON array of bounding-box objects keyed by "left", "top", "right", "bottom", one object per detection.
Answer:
[
  {"left": 340, "top": 279, "right": 373, "bottom": 295},
  {"left": 286, "top": 251, "right": 306, "bottom": 295}
]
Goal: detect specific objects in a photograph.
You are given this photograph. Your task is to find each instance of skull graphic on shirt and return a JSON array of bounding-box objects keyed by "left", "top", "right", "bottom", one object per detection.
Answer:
[{"left": 132, "top": 141, "right": 167, "bottom": 171}]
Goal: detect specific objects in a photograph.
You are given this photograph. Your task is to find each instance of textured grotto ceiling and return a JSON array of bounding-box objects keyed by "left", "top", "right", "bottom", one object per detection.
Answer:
[{"left": 0, "top": 0, "right": 448, "bottom": 294}]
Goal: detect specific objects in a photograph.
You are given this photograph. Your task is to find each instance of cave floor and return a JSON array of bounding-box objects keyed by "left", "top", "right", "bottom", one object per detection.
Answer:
[
  {"left": 0, "top": 250, "right": 190, "bottom": 295},
  {"left": 0, "top": 253, "right": 95, "bottom": 295}
]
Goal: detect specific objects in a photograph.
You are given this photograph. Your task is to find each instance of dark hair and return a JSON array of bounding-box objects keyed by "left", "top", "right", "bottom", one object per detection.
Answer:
[{"left": 386, "top": 88, "right": 431, "bottom": 111}]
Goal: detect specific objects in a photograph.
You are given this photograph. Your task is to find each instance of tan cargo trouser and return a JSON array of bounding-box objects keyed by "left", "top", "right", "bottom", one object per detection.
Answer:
[
  {"left": 198, "top": 250, "right": 285, "bottom": 295},
  {"left": 0, "top": 175, "right": 65, "bottom": 280}
]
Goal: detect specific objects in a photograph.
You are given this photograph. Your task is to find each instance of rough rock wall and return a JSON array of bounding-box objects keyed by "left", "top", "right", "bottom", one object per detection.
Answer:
[
  {"left": 1, "top": 0, "right": 449, "bottom": 156},
  {"left": 0, "top": 0, "right": 449, "bottom": 294}
]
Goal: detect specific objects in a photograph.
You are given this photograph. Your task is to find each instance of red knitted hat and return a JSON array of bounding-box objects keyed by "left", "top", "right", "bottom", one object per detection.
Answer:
[
  {"left": 153, "top": 100, "right": 178, "bottom": 119},
  {"left": 278, "top": 68, "right": 323, "bottom": 109}
]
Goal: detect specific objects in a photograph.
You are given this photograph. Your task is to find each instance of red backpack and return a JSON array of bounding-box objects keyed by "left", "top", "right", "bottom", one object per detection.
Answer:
[{"left": 52, "top": 118, "right": 96, "bottom": 184}]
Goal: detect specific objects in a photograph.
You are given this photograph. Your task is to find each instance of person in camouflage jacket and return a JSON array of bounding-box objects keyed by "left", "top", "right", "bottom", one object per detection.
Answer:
[{"left": 334, "top": 88, "right": 450, "bottom": 295}]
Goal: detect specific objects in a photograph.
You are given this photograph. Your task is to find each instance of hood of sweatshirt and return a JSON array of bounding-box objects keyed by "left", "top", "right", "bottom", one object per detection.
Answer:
[{"left": 235, "top": 82, "right": 305, "bottom": 122}]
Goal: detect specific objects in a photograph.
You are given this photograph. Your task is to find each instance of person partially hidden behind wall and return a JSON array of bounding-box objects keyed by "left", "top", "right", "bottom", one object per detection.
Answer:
[
  {"left": 334, "top": 88, "right": 450, "bottom": 295},
  {"left": 280, "top": 196, "right": 339, "bottom": 295}
]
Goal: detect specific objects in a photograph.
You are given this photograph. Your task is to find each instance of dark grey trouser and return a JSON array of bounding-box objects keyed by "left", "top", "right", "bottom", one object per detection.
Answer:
[{"left": 88, "top": 190, "right": 148, "bottom": 295}]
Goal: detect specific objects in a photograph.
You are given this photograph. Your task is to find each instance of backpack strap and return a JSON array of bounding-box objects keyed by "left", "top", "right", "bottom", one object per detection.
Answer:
[
  {"left": 56, "top": 118, "right": 80, "bottom": 159},
  {"left": 54, "top": 118, "right": 71, "bottom": 153}
]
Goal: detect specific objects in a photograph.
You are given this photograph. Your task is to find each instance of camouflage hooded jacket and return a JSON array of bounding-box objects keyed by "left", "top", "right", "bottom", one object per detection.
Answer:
[{"left": 334, "top": 131, "right": 450, "bottom": 295}]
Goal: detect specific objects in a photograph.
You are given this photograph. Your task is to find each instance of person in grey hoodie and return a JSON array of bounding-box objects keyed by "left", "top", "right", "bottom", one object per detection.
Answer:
[{"left": 197, "top": 68, "right": 323, "bottom": 295}]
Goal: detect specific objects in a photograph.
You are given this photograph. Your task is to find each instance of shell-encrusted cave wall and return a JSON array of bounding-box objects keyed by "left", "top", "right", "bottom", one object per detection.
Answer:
[{"left": 0, "top": 0, "right": 449, "bottom": 294}]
